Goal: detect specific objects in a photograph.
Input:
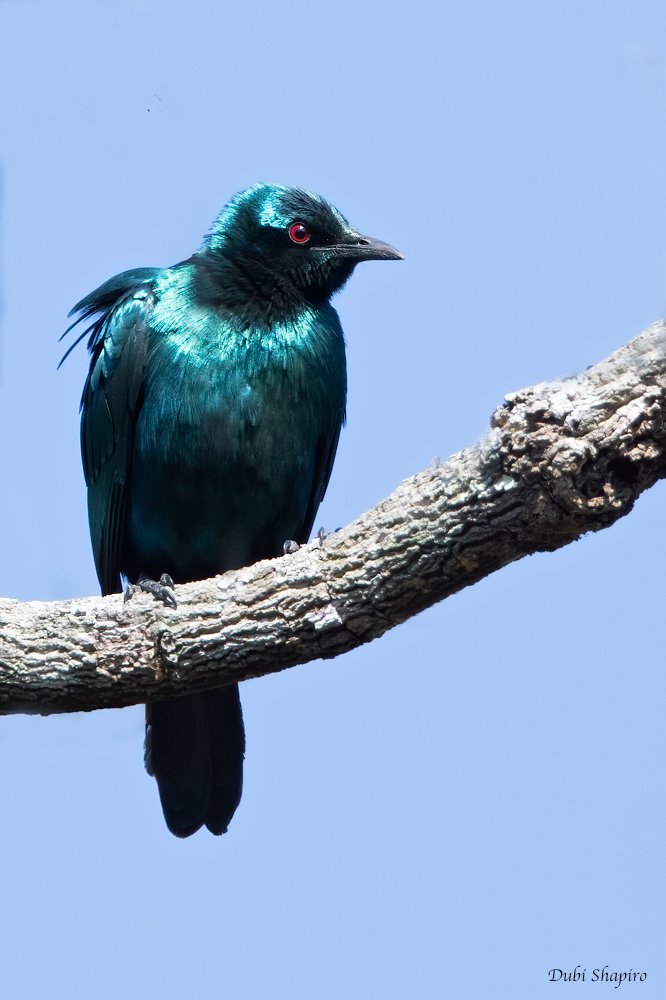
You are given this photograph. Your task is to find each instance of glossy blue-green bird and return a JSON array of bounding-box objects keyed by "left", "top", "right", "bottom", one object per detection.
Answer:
[{"left": 65, "top": 184, "right": 402, "bottom": 837}]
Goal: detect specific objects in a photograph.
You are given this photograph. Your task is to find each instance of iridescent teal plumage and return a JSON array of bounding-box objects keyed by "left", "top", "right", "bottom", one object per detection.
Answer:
[{"left": 68, "top": 184, "right": 402, "bottom": 837}]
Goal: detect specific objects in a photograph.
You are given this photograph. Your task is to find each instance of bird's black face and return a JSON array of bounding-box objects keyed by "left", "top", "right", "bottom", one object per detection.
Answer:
[{"left": 202, "top": 185, "right": 403, "bottom": 313}]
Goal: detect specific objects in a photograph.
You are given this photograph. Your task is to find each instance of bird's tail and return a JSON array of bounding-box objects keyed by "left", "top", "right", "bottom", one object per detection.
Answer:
[{"left": 145, "top": 685, "right": 245, "bottom": 838}]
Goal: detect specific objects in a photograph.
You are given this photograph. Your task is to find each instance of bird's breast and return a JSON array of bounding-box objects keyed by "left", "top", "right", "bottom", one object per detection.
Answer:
[
  {"left": 123, "top": 303, "right": 346, "bottom": 579},
  {"left": 137, "top": 307, "right": 344, "bottom": 466}
]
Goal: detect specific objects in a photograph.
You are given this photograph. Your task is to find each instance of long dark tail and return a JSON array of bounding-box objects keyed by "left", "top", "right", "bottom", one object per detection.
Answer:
[{"left": 144, "top": 685, "right": 245, "bottom": 838}]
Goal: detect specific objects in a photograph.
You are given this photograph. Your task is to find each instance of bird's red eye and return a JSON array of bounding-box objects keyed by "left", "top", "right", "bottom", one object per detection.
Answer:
[{"left": 289, "top": 223, "right": 311, "bottom": 244}]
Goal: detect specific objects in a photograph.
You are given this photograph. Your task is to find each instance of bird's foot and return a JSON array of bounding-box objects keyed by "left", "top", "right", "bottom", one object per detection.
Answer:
[
  {"left": 317, "top": 526, "right": 328, "bottom": 547},
  {"left": 283, "top": 540, "right": 300, "bottom": 554},
  {"left": 124, "top": 573, "right": 177, "bottom": 609}
]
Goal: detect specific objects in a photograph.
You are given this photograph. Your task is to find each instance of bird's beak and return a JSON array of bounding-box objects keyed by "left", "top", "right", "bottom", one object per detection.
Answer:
[{"left": 328, "top": 233, "right": 404, "bottom": 262}]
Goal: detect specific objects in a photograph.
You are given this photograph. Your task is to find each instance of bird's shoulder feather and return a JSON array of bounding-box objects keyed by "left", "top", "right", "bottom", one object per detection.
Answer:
[{"left": 80, "top": 277, "right": 161, "bottom": 593}]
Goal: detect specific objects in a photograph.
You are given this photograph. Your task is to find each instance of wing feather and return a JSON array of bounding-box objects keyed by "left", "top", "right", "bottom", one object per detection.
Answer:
[
  {"left": 81, "top": 287, "right": 155, "bottom": 594},
  {"left": 295, "top": 413, "right": 344, "bottom": 545}
]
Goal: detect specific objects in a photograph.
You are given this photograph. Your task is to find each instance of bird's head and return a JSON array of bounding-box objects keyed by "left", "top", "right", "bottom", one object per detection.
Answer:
[{"left": 198, "top": 184, "right": 402, "bottom": 318}]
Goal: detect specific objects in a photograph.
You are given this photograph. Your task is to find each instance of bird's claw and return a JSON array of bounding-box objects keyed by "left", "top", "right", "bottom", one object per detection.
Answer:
[
  {"left": 140, "top": 573, "right": 178, "bottom": 608},
  {"left": 125, "top": 573, "right": 177, "bottom": 608},
  {"left": 283, "top": 540, "right": 300, "bottom": 554}
]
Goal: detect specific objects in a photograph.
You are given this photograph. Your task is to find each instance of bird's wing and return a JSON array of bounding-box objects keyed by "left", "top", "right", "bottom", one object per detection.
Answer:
[
  {"left": 81, "top": 285, "right": 156, "bottom": 594},
  {"left": 295, "top": 411, "right": 345, "bottom": 545}
]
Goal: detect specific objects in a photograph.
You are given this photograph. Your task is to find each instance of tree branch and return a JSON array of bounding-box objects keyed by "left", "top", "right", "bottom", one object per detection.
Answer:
[{"left": 2, "top": 321, "right": 666, "bottom": 714}]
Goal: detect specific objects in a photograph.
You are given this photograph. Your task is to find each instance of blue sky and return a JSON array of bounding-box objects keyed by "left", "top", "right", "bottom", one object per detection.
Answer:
[{"left": 0, "top": 1, "right": 664, "bottom": 997}]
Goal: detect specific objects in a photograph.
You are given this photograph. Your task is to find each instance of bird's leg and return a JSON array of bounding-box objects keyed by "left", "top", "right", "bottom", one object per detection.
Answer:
[
  {"left": 317, "top": 526, "right": 328, "bottom": 547},
  {"left": 283, "top": 540, "right": 300, "bottom": 554},
  {"left": 124, "top": 572, "right": 177, "bottom": 609}
]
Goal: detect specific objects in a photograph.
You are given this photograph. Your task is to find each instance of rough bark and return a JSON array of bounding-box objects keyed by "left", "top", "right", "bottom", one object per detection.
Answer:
[{"left": 2, "top": 321, "right": 665, "bottom": 714}]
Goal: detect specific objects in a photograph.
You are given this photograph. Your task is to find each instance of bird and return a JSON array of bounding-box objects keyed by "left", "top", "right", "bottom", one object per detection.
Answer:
[{"left": 64, "top": 183, "right": 403, "bottom": 838}]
